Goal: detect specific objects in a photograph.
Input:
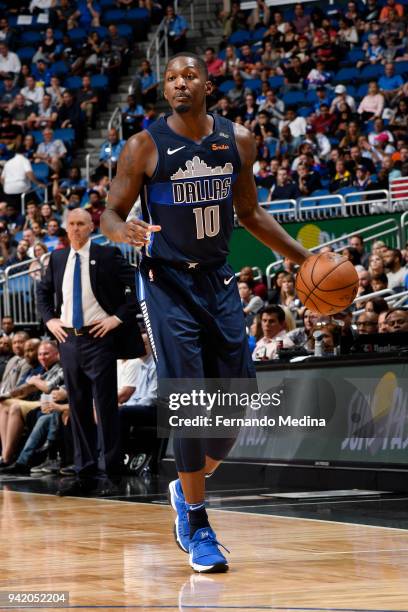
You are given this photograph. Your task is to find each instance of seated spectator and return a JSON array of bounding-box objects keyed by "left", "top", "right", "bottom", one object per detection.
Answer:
[
  {"left": 0, "top": 315, "right": 15, "bottom": 337},
  {"left": 385, "top": 308, "right": 408, "bottom": 332},
  {"left": 122, "top": 95, "right": 144, "bottom": 139},
  {"left": 119, "top": 332, "right": 157, "bottom": 456},
  {"left": 1, "top": 203, "right": 25, "bottom": 234},
  {"left": 57, "top": 90, "right": 86, "bottom": 144},
  {"left": 239, "top": 280, "right": 263, "bottom": 327},
  {"left": 269, "top": 167, "right": 300, "bottom": 201},
  {"left": 0, "top": 332, "right": 30, "bottom": 401},
  {"left": 389, "top": 99, "right": 408, "bottom": 140},
  {"left": 279, "top": 107, "right": 307, "bottom": 139},
  {"left": 0, "top": 112, "right": 23, "bottom": 154},
  {"left": 380, "top": 0, "right": 404, "bottom": 22},
  {"left": 21, "top": 134, "right": 36, "bottom": 162},
  {"left": 293, "top": 161, "right": 322, "bottom": 196},
  {"left": 6, "top": 386, "right": 69, "bottom": 475},
  {"left": 46, "top": 76, "right": 66, "bottom": 108},
  {"left": 368, "top": 253, "right": 385, "bottom": 277},
  {"left": 20, "top": 74, "right": 44, "bottom": 107},
  {"left": 77, "top": 75, "right": 99, "bottom": 128},
  {"left": 9, "top": 94, "right": 36, "bottom": 131},
  {"left": 0, "top": 340, "right": 63, "bottom": 469},
  {"left": 28, "top": 241, "right": 49, "bottom": 281},
  {"left": 204, "top": 47, "right": 224, "bottom": 80},
  {"left": 356, "top": 267, "right": 373, "bottom": 299},
  {"left": 383, "top": 248, "right": 406, "bottom": 289},
  {"left": 356, "top": 311, "right": 378, "bottom": 335},
  {"left": 132, "top": 59, "right": 158, "bottom": 107},
  {"left": 40, "top": 202, "right": 55, "bottom": 226},
  {"left": 239, "top": 266, "right": 267, "bottom": 300},
  {"left": 349, "top": 235, "right": 370, "bottom": 269},
  {"left": 108, "top": 24, "right": 129, "bottom": 57},
  {"left": 59, "top": 166, "right": 87, "bottom": 195},
  {"left": 84, "top": 190, "right": 105, "bottom": 231},
  {"left": 330, "top": 159, "right": 352, "bottom": 192},
  {"left": 330, "top": 85, "right": 356, "bottom": 114},
  {"left": 0, "top": 74, "right": 19, "bottom": 110},
  {"left": 34, "top": 127, "right": 67, "bottom": 177},
  {"left": 258, "top": 90, "right": 285, "bottom": 126},
  {"left": 43, "top": 218, "right": 60, "bottom": 251},
  {"left": 365, "top": 298, "right": 389, "bottom": 316},
  {"left": 0, "top": 42, "right": 21, "bottom": 81},
  {"left": 357, "top": 82, "right": 385, "bottom": 121},
  {"left": 33, "top": 93, "right": 58, "bottom": 131},
  {"left": 342, "top": 246, "right": 361, "bottom": 266},
  {"left": 227, "top": 71, "right": 252, "bottom": 109},
  {"left": 311, "top": 104, "right": 336, "bottom": 136},
  {"left": 252, "top": 305, "right": 294, "bottom": 361},
  {"left": 379, "top": 62, "right": 404, "bottom": 100},
  {"left": 97, "top": 128, "right": 125, "bottom": 178},
  {"left": 371, "top": 273, "right": 388, "bottom": 293},
  {"left": 22, "top": 227, "right": 36, "bottom": 258},
  {"left": 378, "top": 310, "right": 389, "bottom": 333},
  {"left": 357, "top": 33, "right": 384, "bottom": 68},
  {"left": 31, "top": 59, "right": 53, "bottom": 88},
  {"left": 99, "top": 39, "right": 122, "bottom": 88},
  {"left": 310, "top": 322, "right": 340, "bottom": 356},
  {"left": 276, "top": 272, "right": 302, "bottom": 318},
  {"left": 77, "top": 0, "right": 101, "bottom": 29},
  {"left": 287, "top": 308, "right": 319, "bottom": 350},
  {"left": 3, "top": 238, "right": 31, "bottom": 271},
  {"left": 0, "top": 335, "right": 12, "bottom": 380}
]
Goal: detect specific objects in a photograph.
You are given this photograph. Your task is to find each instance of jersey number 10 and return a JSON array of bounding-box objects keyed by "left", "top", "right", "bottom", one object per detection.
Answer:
[{"left": 193, "top": 205, "right": 220, "bottom": 240}]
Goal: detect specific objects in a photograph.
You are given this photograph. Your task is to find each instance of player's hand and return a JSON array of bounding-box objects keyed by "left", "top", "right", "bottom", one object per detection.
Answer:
[
  {"left": 119, "top": 219, "right": 161, "bottom": 247},
  {"left": 46, "top": 318, "right": 68, "bottom": 343},
  {"left": 89, "top": 315, "right": 121, "bottom": 338}
]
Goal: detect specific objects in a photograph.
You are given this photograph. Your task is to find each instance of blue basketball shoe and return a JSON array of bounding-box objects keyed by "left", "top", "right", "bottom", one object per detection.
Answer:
[
  {"left": 168, "top": 479, "right": 190, "bottom": 553},
  {"left": 189, "top": 527, "right": 229, "bottom": 573}
]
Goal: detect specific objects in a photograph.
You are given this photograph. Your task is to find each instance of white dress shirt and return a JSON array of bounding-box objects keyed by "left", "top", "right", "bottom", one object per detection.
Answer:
[{"left": 61, "top": 239, "right": 109, "bottom": 327}]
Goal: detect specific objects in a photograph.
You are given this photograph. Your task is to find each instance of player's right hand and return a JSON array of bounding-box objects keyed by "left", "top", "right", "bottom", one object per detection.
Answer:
[
  {"left": 46, "top": 318, "right": 68, "bottom": 343},
  {"left": 120, "top": 219, "right": 161, "bottom": 247}
]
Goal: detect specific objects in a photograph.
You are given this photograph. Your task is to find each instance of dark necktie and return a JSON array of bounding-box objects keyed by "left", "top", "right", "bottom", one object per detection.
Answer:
[{"left": 72, "top": 252, "right": 84, "bottom": 329}]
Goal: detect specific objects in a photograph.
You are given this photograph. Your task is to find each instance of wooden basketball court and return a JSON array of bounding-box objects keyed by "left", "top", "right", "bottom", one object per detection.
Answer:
[{"left": 2, "top": 488, "right": 408, "bottom": 611}]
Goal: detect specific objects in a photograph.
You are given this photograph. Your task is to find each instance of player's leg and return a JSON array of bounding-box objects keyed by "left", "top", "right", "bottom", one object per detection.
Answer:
[{"left": 137, "top": 264, "right": 228, "bottom": 572}]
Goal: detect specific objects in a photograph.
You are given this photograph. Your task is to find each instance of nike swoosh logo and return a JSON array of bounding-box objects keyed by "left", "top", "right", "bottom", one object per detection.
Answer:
[
  {"left": 224, "top": 276, "right": 235, "bottom": 286},
  {"left": 167, "top": 146, "right": 186, "bottom": 155}
]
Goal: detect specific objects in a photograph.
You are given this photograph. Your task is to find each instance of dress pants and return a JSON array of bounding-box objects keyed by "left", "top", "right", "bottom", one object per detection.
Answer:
[{"left": 59, "top": 332, "right": 120, "bottom": 478}]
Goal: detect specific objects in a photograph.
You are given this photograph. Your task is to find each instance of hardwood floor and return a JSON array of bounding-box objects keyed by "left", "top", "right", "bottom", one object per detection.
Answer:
[{"left": 1, "top": 489, "right": 408, "bottom": 611}]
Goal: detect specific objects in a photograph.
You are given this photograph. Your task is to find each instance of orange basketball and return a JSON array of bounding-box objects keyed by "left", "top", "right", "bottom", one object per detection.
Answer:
[{"left": 295, "top": 252, "right": 359, "bottom": 315}]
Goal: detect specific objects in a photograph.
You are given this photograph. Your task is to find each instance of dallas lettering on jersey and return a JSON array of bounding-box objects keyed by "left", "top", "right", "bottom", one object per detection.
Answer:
[{"left": 171, "top": 156, "right": 233, "bottom": 204}]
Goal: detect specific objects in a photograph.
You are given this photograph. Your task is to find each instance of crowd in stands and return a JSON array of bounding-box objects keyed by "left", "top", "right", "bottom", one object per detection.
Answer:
[
  {"left": 208, "top": 0, "right": 408, "bottom": 202},
  {"left": 239, "top": 233, "right": 408, "bottom": 361},
  {"left": 0, "top": 317, "right": 158, "bottom": 479}
]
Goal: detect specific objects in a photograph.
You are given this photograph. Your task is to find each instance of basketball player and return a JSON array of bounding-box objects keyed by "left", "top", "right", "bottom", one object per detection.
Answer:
[{"left": 101, "top": 53, "right": 310, "bottom": 573}]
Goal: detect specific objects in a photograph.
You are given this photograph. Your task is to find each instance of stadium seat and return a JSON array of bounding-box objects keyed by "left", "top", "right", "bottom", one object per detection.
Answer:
[
  {"left": 229, "top": 31, "right": 251, "bottom": 46},
  {"left": 64, "top": 76, "right": 82, "bottom": 91},
  {"left": 17, "top": 47, "right": 36, "bottom": 63},
  {"left": 252, "top": 27, "right": 267, "bottom": 42},
  {"left": 360, "top": 64, "right": 384, "bottom": 81},
  {"left": 218, "top": 80, "right": 235, "bottom": 94},
  {"left": 100, "top": 0, "right": 115, "bottom": 6},
  {"left": 102, "top": 9, "right": 127, "bottom": 23},
  {"left": 245, "top": 79, "right": 262, "bottom": 93},
  {"left": 50, "top": 61, "right": 70, "bottom": 77},
  {"left": 345, "top": 49, "right": 365, "bottom": 65},
  {"left": 117, "top": 24, "right": 133, "bottom": 39},
  {"left": 283, "top": 91, "right": 306, "bottom": 106},
  {"left": 298, "top": 106, "right": 313, "bottom": 117},
  {"left": 91, "top": 74, "right": 109, "bottom": 90},
  {"left": 68, "top": 28, "right": 87, "bottom": 43},
  {"left": 33, "top": 163, "right": 50, "bottom": 182},
  {"left": 257, "top": 187, "right": 270, "bottom": 203},
  {"left": 333, "top": 67, "right": 360, "bottom": 85},
  {"left": 356, "top": 83, "right": 369, "bottom": 98},
  {"left": 268, "top": 76, "right": 284, "bottom": 90},
  {"left": 394, "top": 61, "right": 408, "bottom": 76},
  {"left": 20, "top": 31, "right": 42, "bottom": 45},
  {"left": 54, "top": 128, "right": 76, "bottom": 148},
  {"left": 267, "top": 139, "right": 278, "bottom": 157}
]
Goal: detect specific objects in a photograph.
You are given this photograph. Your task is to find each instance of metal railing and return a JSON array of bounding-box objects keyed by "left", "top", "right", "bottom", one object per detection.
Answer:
[
  {"left": 265, "top": 217, "right": 401, "bottom": 290},
  {"left": 390, "top": 177, "right": 408, "bottom": 212},
  {"left": 344, "top": 190, "right": 390, "bottom": 216},
  {"left": 352, "top": 289, "right": 408, "bottom": 317},
  {"left": 297, "top": 194, "right": 345, "bottom": 221},
  {"left": 259, "top": 199, "right": 297, "bottom": 223},
  {"left": 401, "top": 210, "right": 408, "bottom": 245}
]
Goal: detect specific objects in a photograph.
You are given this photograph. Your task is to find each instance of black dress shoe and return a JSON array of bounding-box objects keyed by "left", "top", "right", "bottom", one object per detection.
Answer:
[
  {"left": 56, "top": 477, "right": 95, "bottom": 497},
  {"left": 94, "top": 478, "right": 119, "bottom": 497},
  {"left": 1, "top": 462, "right": 31, "bottom": 475}
]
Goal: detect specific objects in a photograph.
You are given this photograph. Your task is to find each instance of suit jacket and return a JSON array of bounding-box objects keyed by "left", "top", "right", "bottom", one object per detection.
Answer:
[{"left": 37, "top": 242, "right": 145, "bottom": 359}]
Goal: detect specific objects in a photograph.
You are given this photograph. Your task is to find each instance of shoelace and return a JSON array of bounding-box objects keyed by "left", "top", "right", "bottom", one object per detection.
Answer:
[{"left": 193, "top": 531, "right": 230, "bottom": 554}]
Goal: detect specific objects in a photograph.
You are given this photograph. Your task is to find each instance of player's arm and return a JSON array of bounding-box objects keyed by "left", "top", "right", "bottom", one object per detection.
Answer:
[
  {"left": 100, "top": 132, "right": 161, "bottom": 246},
  {"left": 232, "top": 125, "right": 310, "bottom": 265}
]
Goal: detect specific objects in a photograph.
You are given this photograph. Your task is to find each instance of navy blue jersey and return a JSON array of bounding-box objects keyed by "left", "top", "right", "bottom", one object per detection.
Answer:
[{"left": 141, "top": 113, "right": 241, "bottom": 265}]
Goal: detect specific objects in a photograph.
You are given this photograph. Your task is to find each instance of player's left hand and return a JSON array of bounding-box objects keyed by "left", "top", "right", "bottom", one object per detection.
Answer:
[{"left": 89, "top": 316, "right": 121, "bottom": 338}]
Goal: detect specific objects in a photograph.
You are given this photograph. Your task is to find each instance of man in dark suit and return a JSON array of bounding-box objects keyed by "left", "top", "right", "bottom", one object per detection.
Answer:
[{"left": 37, "top": 208, "right": 145, "bottom": 496}]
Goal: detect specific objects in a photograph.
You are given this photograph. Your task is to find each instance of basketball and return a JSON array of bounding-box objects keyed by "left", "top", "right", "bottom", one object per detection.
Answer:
[{"left": 295, "top": 252, "right": 359, "bottom": 315}]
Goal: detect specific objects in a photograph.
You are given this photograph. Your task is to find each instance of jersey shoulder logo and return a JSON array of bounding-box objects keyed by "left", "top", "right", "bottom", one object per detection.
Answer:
[
  {"left": 211, "top": 144, "right": 229, "bottom": 151},
  {"left": 171, "top": 156, "right": 233, "bottom": 180}
]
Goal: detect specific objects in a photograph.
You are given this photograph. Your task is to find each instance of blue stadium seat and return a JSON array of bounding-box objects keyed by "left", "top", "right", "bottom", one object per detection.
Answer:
[
  {"left": 17, "top": 47, "right": 36, "bottom": 63},
  {"left": 333, "top": 67, "right": 360, "bottom": 85},
  {"left": 100, "top": 0, "right": 115, "bottom": 6},
  {"left": 20, "top": 31, "right": 42, "bottom": 45},
  {"left": 229, "top": 31, "right": 251, "bottom": 46},
  {"left": 394, "top": 61, "right": 408, "bottom": 76},
  {"left": 90, "top": 26, "right": 109, "bottom": 38},
  {"left": 54, "top": 128, "right": 75, "bottom": 147},
  {"left": 345, "top": 49, "right": 365, "bottom": 64},
  {"left": 268, "top": 76, "right": 284, "bottom": 89},
  {"left": 251, "top": 27, "right": 267, "bottom": 42},
  {"left": 68, "top": 27, "right": 87, "bottom": 43},
  {"left": 282, "top": 91, "right": 305, "bottom": 106},
  {"left": 103, "top": 9, "right": 127, "bottom": 23},
  {"left": 267, "top": 139, "right": 278, "bottom": 157},
  {"left": 64, "top": 76, "right": 82, "bottom": 90},
  {"left": 50, "top": 61, "right": 70, "bottom": 77},
  {"left": 245, "top": 79, "right": 262, "bottom": 93},
  {"left": 91, "top": 74, "right": 109, "bottom": 90},
  {"left": 126, "top": 7, "right": 150, "bottom": 22},
  {"left": 117, "top": 24, "right": 133, "bottom": 39},
  {"left": 356, "top": 83, "right": 369, "bottom": 98},
  {"left": 218, "top": 80, "right": 235, "bottom": 94},
  {"left": 33, "top": 162, "right": 50, "bottom": 182},
  {"left": 298, "top": 106, "right": 312, "bottom": 117},
  {"left": 360, "top": 64, "right": 384, "bottom": 81},
  {"left": 257, "top": 187, "right": 269, "bottom": 203}
]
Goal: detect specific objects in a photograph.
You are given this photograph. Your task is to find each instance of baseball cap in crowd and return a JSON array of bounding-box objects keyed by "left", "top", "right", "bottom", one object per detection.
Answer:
[
  {"left": 334, "top": 84, "right": 347, "bottom": 94},
  {"left": 375, "top": 133, "right": 389, "bottom": 144}
]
